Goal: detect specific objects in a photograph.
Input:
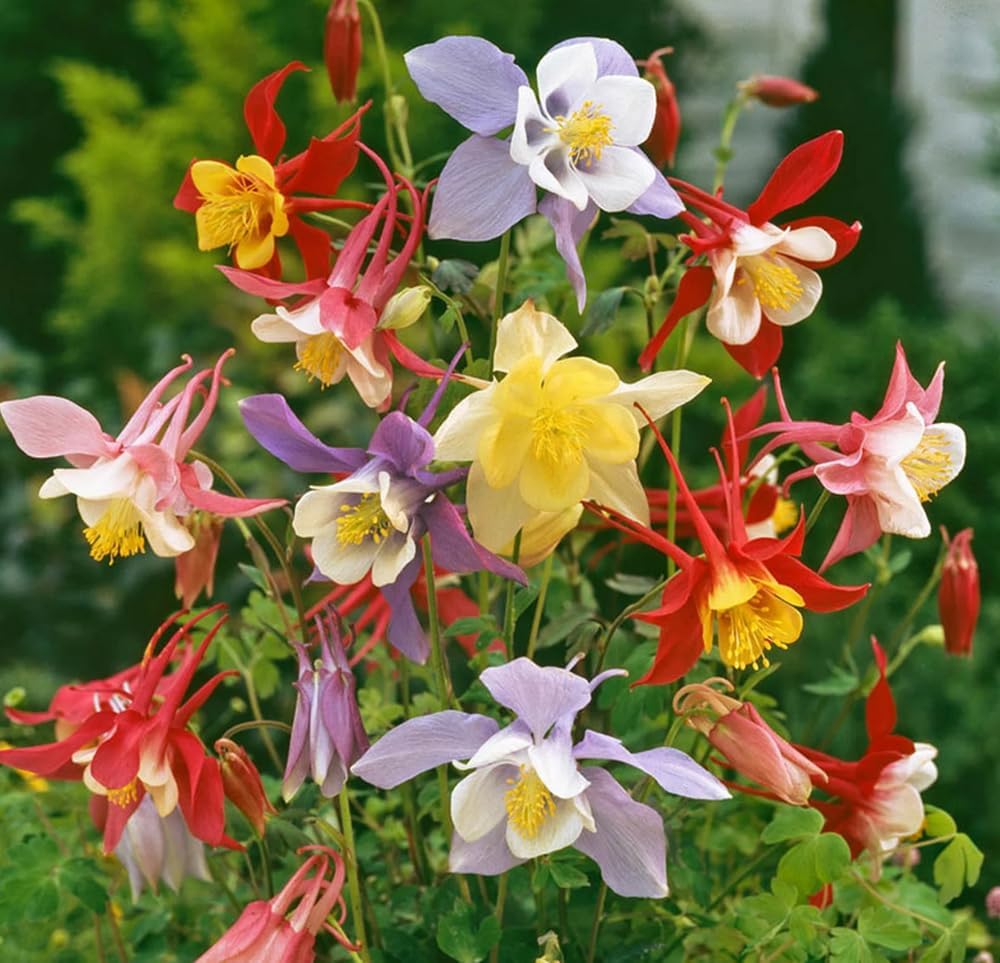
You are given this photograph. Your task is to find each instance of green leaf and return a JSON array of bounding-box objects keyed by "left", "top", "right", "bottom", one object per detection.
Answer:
[
  {"left": 803, "top": 664, "right": 859, "bottom": 696},
  {"left": 581, "top": 286, "right": 627, "bottom": 335},
  {"left": 436, "top": 900, "right": 501, "bottom": 963},
  {"left": 59, "top": 858, "right": 108, "bottom": 913},
  {"left": 761, "top": 805, "right": 824, "bottom": 843},
  {"left": 933, "top": 833, "right": 983, "bottom": 903},
  {"left": 858, "top": 906, "right": 922, "bottom": 950},
  {"left": 923, "top": 806, "right": 957, "bottom": 838},
  {"left": 604, "top": 573, "right": 658, "bottom": 596},
  {"left": 432, "top": 259, "right": 479, "bottom": 295},
  {"left": 777, "top": 833, "right": 851, "bottom": 895},
  {"left": 443, "top": 616, "right": 499, "bottom": 638},
  {"left": 548, "top": 860, "right": 590, "bottom": 889},
  {"left": 830, "top": 927, "right": 875, "bottom": 963},
  {"left": 237, "top": 562, "right": 270, "bottom": 592},
  {"left": 513, "top": 585, "right": 540, "bottom": 620},
  {"left": 535, "top": 609, "right": 597, "bottom": 650}
]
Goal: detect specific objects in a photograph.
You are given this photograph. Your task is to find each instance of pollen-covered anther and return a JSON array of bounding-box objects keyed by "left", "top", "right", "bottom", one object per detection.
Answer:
[
  {"left": 741, "top": 255, "right": 803, "bottom": 312},
  {"left": 771, "top": 497, "right": 799, "bottom": 535},
  {"left": 553, "top": 100, "right": 614, "bottom": 166},
  {"left": 107, "top": 779, "right": 139, "bottom": 808},
  {"left": 83, "top": 498, "right": 146, "bottom": 564},
  {"left": 505, "top": 766, "right": 556, "bottom": 838},
  {"left": 197, "top": 171, "right": 282, "bottom": 251},
  {"left": 295, "top": 333, "right": 345, "bottom": 387},
  {"left": 530, "top": 405, "right": 590, "bottom": 469},
  {"left": 336, "top": 494, "right": 393, "bottom": 546},
  {"left": 716, "top": 585, "right": 803, "bottom": 671},
  {"left": 901, "top": 430, "right": 954, "bottom": 502}
]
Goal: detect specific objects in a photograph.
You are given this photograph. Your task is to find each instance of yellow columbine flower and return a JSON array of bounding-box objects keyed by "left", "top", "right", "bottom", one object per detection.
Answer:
[{"left": 433, "top": 301, "right": 710, "bottom": 553}]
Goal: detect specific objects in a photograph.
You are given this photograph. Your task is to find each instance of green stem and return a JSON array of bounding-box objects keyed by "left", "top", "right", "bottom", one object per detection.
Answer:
[
  {"left": 804, "top": 489, "right": 830, "bottom": 534},
  {"left": 258, "top": 834, "right": 274, "bottom": 897},
  {"left": 526, "top": 552, "right": 555, "bottom": 660},
  {"left": 357, "top": 0, "right": 403, "bottom": 174},
  {"left": 885, "top": 543, "right": 947, "bottom": 653},
  {"left": 585, "top": 882, "right": 608, "bottom": 963},
  {"left": 241, "top": 666, "right": 284, "bottom": 773},
  {"left": 502, "top": 531, "right": 523, "bottom": 659},
  {"left": 339, "top": 789, "right": 372, "bottom": 962},
  {"left": 490, "top": 231, "right": 512, "bottom": 359},
  {"left": 853, "top": 872, "right": 947, "bottom": 932},
  {"left": 423, "top": 537, "right": 458, "bottom": 709},
  {"left": 713, "top": 93, "right": 749, "bottom": 193},
  {"left": 221, "top": 719, "right": 292, "bottom": 740},
  {"left": 594, "top": 578, "right": 666, "bottom": 675},
  {"left": 488, "top": 874, "right": 509, "bottom": 963}
]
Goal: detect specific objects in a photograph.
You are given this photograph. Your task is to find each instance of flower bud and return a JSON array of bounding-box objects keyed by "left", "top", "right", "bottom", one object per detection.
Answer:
[
  {"left": 637, "top": 47, "right": 680, "bottom": 168},
  {"left": 324, "top": 0, "right": 362, "bottom": 103},
  {"left": 739, "top": 74, "right": 818, "bottom": 107},
  {"left": 174, "top": 512, "right": 223, "bottom": 609},
  {"left": 987, "top": 885, "right": 1000, "bottom": 919},
  {"left": 379, "top": 285, "right": 431, "bottom": 330},
  {"left": 216, "top": 738, "right": 276, "bottom": 836},
  {"left": 938, "top": 528, "right": 979, "bottom": 656}
]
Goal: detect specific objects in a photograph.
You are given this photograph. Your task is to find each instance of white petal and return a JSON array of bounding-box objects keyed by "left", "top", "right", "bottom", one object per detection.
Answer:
[
  {"left": 433, "top": 386, "right": 497, "bottom": 461},
  {"left": 777, "top": 225, "right": 836, "bottom": 263},
  {"left": 528, "top": 148, "right": 589, "bottom": 210},
  {"left": 139, "top": 508, "right": 195, "bottom": 557},
  {"left": 38, "top": 474, "right": 70, "bottom": 498},
  {"left": 607, "top": 370, "right": 711, "bottom": 424},
  {"left": 586, "top": 460, "right": 649, "bottom": 524},
  {"left": 466, "top": 461, "right": 538, "bottom": 553},
  {"left": 251, "top": 312, "right": 305, "bottom": 344},
  {"left": 370, "top": 533, "right": 417, "bottom": 587},
  {"left": 528, "top": 736, "right": 590, "bottom": 799},
  {"left": 510, "top": 86, "right": 558, "bottom": 166},
  {"left": 588, "top": 75, "right": 655, "bottom": 146},
  {"left": 451, "top": 765, "right": 516, "bottom": 842},
  {"left": 311, "top": 531, "right": 377, "bottom": 584},
  {"left": 731, "top": 223, "right": 786, "bottom": 257},
  {"left": 706, "top": 269, "right": 762, "bottom": 345},
  {"left": 344, "top": 353, "right": 392, "bottom": 409},
  {"left": 574, "top": 145, "right": 655, "bottom": 213},
  {"left": 293, "top": 487, "right": 345, "bottom": 538},
  {"left": 872, "top": 465, "right": 931, "bottom": 538},
  {"left": 51, "top": 454, "right": 140, "bottom": 500},
  {"left": 763, "top": 257, "right": 823, "bottom": 326},
  {"left": 536, "top": 42, "right": 597, "bottom": 117},
  {"left": 505, "top": 795, "right": 584, "bottom": 859},
  {"left": 461, "top": 722, "right": 533, "bottom": 770}
]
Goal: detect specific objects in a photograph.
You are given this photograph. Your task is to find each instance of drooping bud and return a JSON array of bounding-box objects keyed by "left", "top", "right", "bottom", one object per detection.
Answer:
[
  {"left": 674, "top": 680, "right": 825, "bottom": 805},
  {"left": 216, "top": 738, "right": 277, "bottom": 836},
  {"left": 324, "top": 0, "right": 362, "bottom": 103},
  {"left": 987, "top": 885, "right": 1000, "bottom": 919},
  {"left": 637, "top": 47, "right": 680, "bottom": 168},
  {"left": 738, "top": 74, "right": 818, "bottom": 108},
  {"left": 938, "top": 527, "right": 979, "bottom": 656},
  {"left": 379, "top": 285, "right": 431, "bottom": 330},
  {"left": 174, "top": 513, "right": 224, "bottom": 609}
]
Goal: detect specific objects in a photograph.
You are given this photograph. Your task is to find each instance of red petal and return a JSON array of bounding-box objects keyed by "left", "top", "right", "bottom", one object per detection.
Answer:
[
  {"left": 172, "top": 730, "right": 240, "bottom": 849},
  {"left": 216, "top": 265, "right": 327, "bottom": 300},
  {"left": 283, "top": 133, "right": 360, "bottom": 197},
  {"left": 741, "top": 514, "right": 805, "bottom": 561},
  {"left": 0, "top": 711, "right": 113, "bottom": 777},
  {"left": 727, "top": 385, "right": 768, "bottom": 465},
  {"left": 638, "top": 265, "right": 714, "bottom": 371},
  {"left": 382, "top": 332, "right": 446, "bottom": 379},
  {"left": 747, "top": 131, "right": 844, "bottom": 225},
  {"left": 865, "top": 638, "right": 896, "bottom": 742},
  {"left": 765, "top": 554, "right": 869, "bottom": 612},
  {"left": 724, "top": 318, "right": 783, "bottom": 378},
  {"left": 634, "top": 596, "right": 706, "bottom": 685},
  {"left": 781, "top": 215, "right": 861, "bottom": 268},
  {"left": 287, "top": 215, "right": 333, "bottom": 280},
  {"left": 89, "top": 712, "right": 149, "bottom": 790},
  {"left": 102, "top": 787, "right": 144, "bottom": 853},
  {"left": 173, "top": 163, "right": 203, "bottom": 212},
  {"left": 243, "top": 61, "right": 309, "bottom": 161}
]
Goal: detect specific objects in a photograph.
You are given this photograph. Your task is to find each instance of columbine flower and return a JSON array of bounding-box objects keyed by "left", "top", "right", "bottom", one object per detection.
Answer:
[
  {"left": 240, "top": 381, "right": 524, "bottom": 663},
  {"left": 220, "top": 149, "right": 437, "bottom": 408},
  {"left": 0, "top": 609, "right": 239, "bottom": 853},
  {"left": 93, "top": 794, "right": 211, "bottom": 901},
  {"left": 353, "top": 657, "right": 728, "bottom": 898},
  {"left": 405, "top": 36, "right": 682, "bottom": 309},
  {"left": 638, "top": 47, "right": 680, "bottom": 168},
  {"left": 793, "top": 639, "right": 938, "bottom": 865},
  {"left": 175, "top": 62, "right": 364, "bottom": 277},
  {"left": 596, "top": 405, "right": 867, "bottom": 683},
  {"left": 673, "top": 679, "right": 825, "bottom": 805},
  {"left": 283, "top": 612, "right": 368, "bottom": 801},
  {"left": 216, "top": 738, "right": 277, "bottom": 836},
  {"left": 640, "top": 131, "right": 861, "bottom": 377},
  {"left": 432, "top": 300, "right": 710, "bottom": 553},
  {"left": 938, "top": 527, "right": 979, "bottom": 657},
  {"left": 197, "top": 845, "right": 357, "bottom": 961},
  {"left": 756, "top": 342, "right": 967, "bottom": 569},
  {"left": 0, "top": 351, "right": 284, "bottom": 564}
]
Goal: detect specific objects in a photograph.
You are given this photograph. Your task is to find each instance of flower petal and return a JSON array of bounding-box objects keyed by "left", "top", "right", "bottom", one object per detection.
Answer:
[
  {"left": 0, "top": 397, "right": 114, "bottom": 461},
  {"left": 627, "top": 165, "right": 684, "bottom": 219},
  {"left": 538, "top": 194, "right": 598, "bottom": 311},
  {"left": 536, "top": 42, "right": 598, "bottom": 118},
  {"left": 608, "top": 369, "right": 711, "bottom": 424},
  {"left": 466, "top": 461, "right": 539, "bottom": 553},
  {"left": 574, "top": 145, "right": 656, "bottom": 212},
  {"left": 777, "top": 226, "right": 836, "bottom": 263},
  {"left": 529, "top": 147, "right": 589, "bottom": 210},
  {"left": 589, "top": 75, "right": 655, "bottom": 146},
  {"left": 449, "top": 821, "right": 525, "bottom": 876},
  {"left": 762, "top": 258, "right": 823, "bottom": 326},
  {"left": 506, "top": 795, "right": 584, "bottom": 859},
  {"left": 706, "top": 268, "right": 762, "bottom": 345},
  {"left": 351, "top": 711, "right": 499, "bottom": 789},
  {"left": 480, "top": 658, "right": 592, "bottom": 740},
  {"left": 529, "top": 723, "right": 590, "bottom": 799},
  {"left": 451, "top": 764, "right": 516, "bottom": 842},
  {"left": 493, "top": 300, "right": 578, "bottom": 374}
]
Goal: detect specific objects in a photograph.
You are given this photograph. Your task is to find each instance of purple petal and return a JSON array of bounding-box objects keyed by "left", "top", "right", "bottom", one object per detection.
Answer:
[
  {"left": 449, "top": 821, "right": 525, "bottom": 876},
  {"left": 573, "top": 730, "right": 730, "bottom": 800},
  {"left": 423, "top": 495, "right": 526, "bottom": 583},
  {"left": 626, "top": 163, "right": 684, "bottom": 219},
  {"left": 480, "top": 659, "right": 592, "bottom": 740},
  {"left": 429, "top": 136, "right": 537, "bottom": 242},
  {"left": 282, "top": 666, "right": 315, "bottom": 800},
  {"left": 573, "top": 767, "right": 668, "bottom": 898},
  {"left": 551, "top": 37, "right": 639, "bottom": 78},
  {"left": 368, "top": 411, "right": 434, "bottom": 475},
  {"left": 351, "top": 711, "right": 499, "bottom": 789},
  {"left": 380, "top": 555, "right": 429, "bottom": 663},
  {"left": 239, "top": 394, "right": 367, "bottom": 473},
  {"left": 539, "top": 194, "right": 597, "bottom": 312},
  {"left": 405, "top": 37, "right": 528, "bottom": 136}
]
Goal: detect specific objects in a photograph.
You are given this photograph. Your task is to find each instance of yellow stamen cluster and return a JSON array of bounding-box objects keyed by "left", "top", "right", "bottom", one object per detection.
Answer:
[
  {"left": 901, "top": 430, "right": 954, "bottom": 502},
  {"left": 770, "top": 497, "right": 799, "bottom": 536},
  {"left": 336, "top": 493, "right": 393, "bottom": 547},
  {"left": 197, "top": 171, "right": 281, "bottom": 253},
  {"left": 553, "top": 101, "right": 614, "bottom": 166},
  {"left": 84, "top": 498, "right": 146, "bottom": 564},
  {"left": 107, "top": 780, "right": 139, "bottom": 808},
  {"left": 530, "top": 404, "right": 592, "bottom": 471},
  {"left": 741, "top": 256, "right": 803, "bottom": 311},
  {"left": 504, "top": 767, "right": 556, "bottom": 838},
  {"left": 295, "top": 333, "right": 345, "bottom": 387},
  {"left": 716, "top": 586, "right": 803, "bottom": 671}
]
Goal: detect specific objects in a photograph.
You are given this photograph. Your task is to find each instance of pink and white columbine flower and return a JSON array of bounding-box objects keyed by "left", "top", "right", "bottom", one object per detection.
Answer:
[
  {"left": 757, "top": 342, "right": 966, "bottom": 569},
  {"left": 0, "top": 351, "right": 283, "bottom": 563}
]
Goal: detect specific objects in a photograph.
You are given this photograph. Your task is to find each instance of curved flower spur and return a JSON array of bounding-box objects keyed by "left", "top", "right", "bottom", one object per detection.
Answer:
[{"left": 352, "top": 657, "right": 729, "bottom": 898}]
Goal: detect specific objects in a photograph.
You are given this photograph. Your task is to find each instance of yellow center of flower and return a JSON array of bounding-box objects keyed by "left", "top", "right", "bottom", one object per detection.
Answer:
[
  {"left": 714, "top": 582, "right": 804, "bottom": 671},
  {"left": 504, "top": 767, "right": 556, "bottom": 838},
  {"left": 83, "top": 498, "right": 146, "bottom": 564},
  {"left": 336, "top": 494, "right": 393, "bottom": 546},
  {"left": 553, "top": 101, "right": 614, "bottom": 166},
  {"left": 900, "top": 429, "right": 954, "bottom": 502},
  {"left": 530, "top": 405, "right": 592, "bottom": 470},
  {"left": 741, "top": 256, "right": 803, "bottom": 311},
  {"left": 294, "top": 333, "right": 344, "bottom": 387},
  {"left": 107, "top": 780, "right": 139, "bottom": 808},
  {"left": 771, "top": 497, "right": 799, "bottom": 536}
]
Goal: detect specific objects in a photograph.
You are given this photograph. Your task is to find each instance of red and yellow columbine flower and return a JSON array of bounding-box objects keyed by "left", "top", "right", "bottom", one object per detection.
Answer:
[
  {"left": 596, "top": 406, "right": 868, "bottom": 684},
  {"left": 0, "top": 608, "right": 240, "bottom": 853},
  {"left": 175, "top": 62, "right": 366, "bottom": 278}
]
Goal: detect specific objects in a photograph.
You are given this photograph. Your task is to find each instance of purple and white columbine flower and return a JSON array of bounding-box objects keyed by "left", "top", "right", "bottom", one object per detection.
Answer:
[
  {"left": 283, "top": 612, "right": 368, "bottom": 801},
  {"left": 405, "top": 36, "right": 683, "bottom": 309},
  {"left": 240, "top": 386, "right": 525, "bottom": 663},
  {"left": 352, "top": 658, "right": 729, "bottom": 898}
]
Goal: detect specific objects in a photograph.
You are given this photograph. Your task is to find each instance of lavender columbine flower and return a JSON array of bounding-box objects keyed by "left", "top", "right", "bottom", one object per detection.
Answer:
[
  {"left": 283, "top": 612, "right": 368, "bottom": 801},
  {"left": 240, "top": 382, "right": 525, "bottom": 663},
  {"left": 405, "top": 36, "right": 683, "bottom": 310},
  {"left": 352, "top": 658, "right": 729, "bottom": 898}
]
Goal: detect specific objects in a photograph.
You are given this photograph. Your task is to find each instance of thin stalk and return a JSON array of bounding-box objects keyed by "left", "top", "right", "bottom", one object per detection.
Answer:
[
  {"left": 423, "top": 537, "right": 459, "bottom": 709},
  {"left": 526, "top": 552, "right": 555, "bottom": 659},
  {"left": 339, "top": 789, "right": 372, "bottom": 962},
  {"left": 489, "top": 231, "right": 512, "bottom": 359},
  {"left": 804, "top": 489, "right": 830, "bottom": 534},
  {"left": 258, "top": 834, "right": 275, "bottom": 897},
  {"left": 241, "top": 664, "right": 284, "bottom": 773},
  {"left": 853, "top": 873, "right": 947, "bottom": 932},
  {"left": 478, "top": 570, "right": 490, "bottom": 618},
  {"left": 594, "top": 578, "right": 666, "bottom": 675},
  {"left": 357, "top": 0, "right": 402, "bottom": 173},
  {"left": 488, "top": 874, "right": 509, "bottom": 963},
  {"left": 885, "top": 543, "right": 947, "bottom": 653},
  {"left": 222, "top": 719, "right": 292, "bottom": 740},
  {"left": 502, "top": 531, "right": 523, "bottom": 659},
  {"left": 665, "top": 315, "right": 693, "bottom": 578},
  {"left": 585, "top": 882, "right": 608, "bottom": 963},
  {"left": 712, "top": 93, "right": 749, "bottom": 193},
  {"left": 107, "top": 907, "right": 128, "bottom": 963},
  {"left": 93, "top": 914, "right": 108, "bottom": 963}
]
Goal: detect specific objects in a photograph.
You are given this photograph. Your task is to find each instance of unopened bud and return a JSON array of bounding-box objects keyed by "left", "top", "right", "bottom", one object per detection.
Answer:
[
  {"left": 987, "top": 885, "right": 1000, "bottom": 919},
  {"left": 739, "top": 74, "right": 819, "bottom": 107},
  {"left": 974, "top": 952, "right": 995, "bottom": 963},
  {"left": 638, "top": 47, "right": 680, "bottom": 168},
  {"left": 938, "top": 528, "right": 980, "bottom": 656},
  {"left": 324, "top": 0, "right": 362, "bottom": 103},
  {"left": 379, "top": 286, "right": 431, "bottom": 330},
  {"left": 216, "top": 738, "right": 276, "bottom": 836},
  {"left": 388, "top": 94, "right": 409, "bottom": 127}
]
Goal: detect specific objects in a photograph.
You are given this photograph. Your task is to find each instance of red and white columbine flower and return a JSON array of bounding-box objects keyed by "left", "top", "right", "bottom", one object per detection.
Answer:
[
  {"left": 0, "top": 351, "right": 283, "bottom": 564},
  {"left": 640, "top": 131, "right": 861, "bottom": 377}
]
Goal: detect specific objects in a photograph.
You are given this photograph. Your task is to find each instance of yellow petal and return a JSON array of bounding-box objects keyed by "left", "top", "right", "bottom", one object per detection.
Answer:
[
  {"left": 578, "top": 401, "right": 639, "bottom": 464},
  {"left": 542, "top": 357, "right": 620, "bottom": 405},
  {"left": 234, "top": 231, "right": 276, "bottom": 270},
  {"left": 478, "top": 414, "right": 533, "bottom": 489},
  {"left": 519, "top": 446, "right": 589, "bottom": 513},
  {"left": 191, "top": 160, "right": 238, "bottom": 195},
  {"left": 236, "top": 154, "right": 278, "bottom": 186}
]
